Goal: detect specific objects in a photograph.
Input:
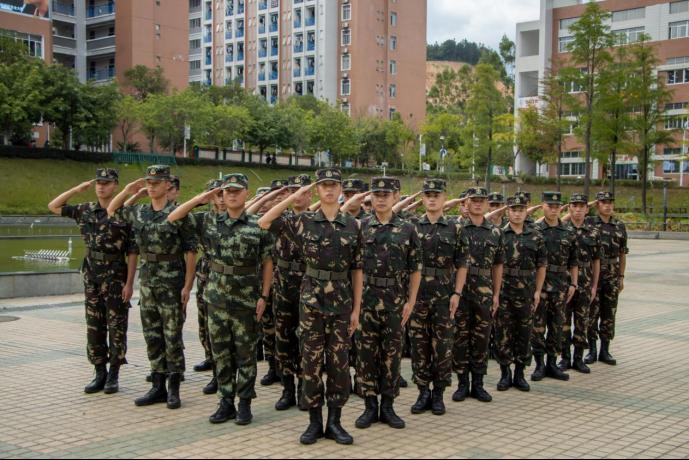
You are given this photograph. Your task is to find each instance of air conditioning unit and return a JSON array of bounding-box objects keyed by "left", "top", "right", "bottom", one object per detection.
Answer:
[
  {"left": 343, "top": 22, "right": 349, "bottom": 28},
  {"left": 343, "top": 72, "right": 348, "bottom": 78},
  {"left": 343, "top": 98, "right": 348, "bottom": 103},
  {"left": 343, "top": 47, "right": 349, "bottom": 53}
]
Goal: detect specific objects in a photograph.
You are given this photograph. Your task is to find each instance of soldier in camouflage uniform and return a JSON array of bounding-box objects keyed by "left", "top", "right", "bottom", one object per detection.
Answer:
[
  {"left": 259, "top": 168, "right": 363, "bottom": 446},
  {"left": 585, "top": 191, "right": 628, "bottom": 366},
  {"left": 353, "top": 177, "right": 422, "bottom": 430},
  {"left": 515, "top": 192, "right": 536, "bottom": 228},
  {"left": 409, "top": 179, "right": 468, "bottom": 416},
  {"left": 560, "top": 193, "right": 601, "bottom": 374},
  {"left": 48, "top": 168, "right": 138, "bottom": 395},
  {"left": 108, "top": 165, "right": 198, "bottom": 410},
  {"left": 192, "top": 179, "right": 226, "bottom": 396},
  {"left": 487, "top": 192, "right": 508, "bottom": 227},
  {"left": 168, "top": 173, "right": 274, "bottom": 426},
  {"left": 342, "top": 179, "right": 368, "bottom": 220},
  {"left": 495, "top": 195, "right": 547, "bottom": 393},
  {"left": 168, "top": 176, "right": 181, "bottom": 205},
  {"left": 531, "top": 191, "right": 579, "bottom": 383},
  {"left": 452, "top": 187, "right": 504, "bottom": 404}
]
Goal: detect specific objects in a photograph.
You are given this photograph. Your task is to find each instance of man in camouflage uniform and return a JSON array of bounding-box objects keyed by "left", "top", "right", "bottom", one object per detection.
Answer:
[
  {"left": 409, "top": 179, "right": 468, "bottom": 416},
  {"left": 108, "top": 165, "right": 197, "bottom": 410},
  {"left": 168, "top": 176, "right": 181, "bottom": 205},
  {"left": 560, "top": 193, "right": 601, "bottom": 374},
  {"left": 48, "top": 168, "right": 138, "bottom": 395},
  {"left": 259, "top": 168, "right": 363, "bottom": 446},
  {"left": 515, "top": 192, "right": 536, "bottom": 227},
  {"left": 168, "top": 173, "right": 274, "bottom": 426},
  {"left": 585, "top": 191, "right": 628, "bottom": 366},
  {"left": 452, "top": 187, "right": 504, "bottom": 404},
  {"left": 192, "top": 179, "right": 226, "bottom": 396},
  {"left": 487, "top": 192, "right": 507, "bottom": 227},
  {"left": 353, "top": 177, "right": 422, "bottom": 430},
  {"left": 531, "top": 191, "right": 578, "bottom": 382},
  {"left": 495, "top": 195, "right": 547, "bottom": 393},
  {"left": 342, "top": 179, "right": 368, "bottom": 220}
]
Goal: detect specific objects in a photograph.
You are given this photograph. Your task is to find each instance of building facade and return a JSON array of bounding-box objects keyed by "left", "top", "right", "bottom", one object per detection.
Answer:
[{"left": 515, "top": 0, "right": 689, "bottom": 187}]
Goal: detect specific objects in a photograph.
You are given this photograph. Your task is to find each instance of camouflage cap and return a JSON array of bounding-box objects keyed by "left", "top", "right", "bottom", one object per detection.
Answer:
[
  {"left": 488, "top": 192, "right": 505, "bottom": 204},
  {"left": 342, "top": 178, "right": 366, "bottom": 192},
  {"left": 392, "top": 178, "right": 401, "bottom": 191},
  {"left": 466, "top": 187, "right": 489, "bottom": 199},
  {"left": 256, "top": 187, "right": 271, "bottom": 197},
  {"left": 542, "top": 191, "right": 563, "bottom": 205},
  {"left": 370, "top": 177, "right": 398, "bottom": 192},
  {"left": 287, "top": 174, "right": 312, "bottom": 188},
  {"left": 570, "top": 193, "right": 588, "bottom": 204},
  {"left": 222, "top": 173, "right": 249, "bottom": 190},
  {"left": 596, "top": 191, "right": 615, "bottom": 202},
  {"left": 316, "top": 168, "right": 343, "bottom": 184},
  {"left": 207, "top": 179, "right": 224, "bottom": 191},
  {"left": 507, "top": 195, "right": 528, "bottom": 208},
  {"left": 270, "top": 179, "right": 288, "bottom": 191},
  {"left": 169, "top": 175, "right": 180, "bottom": 190},
  {"left": 144, "top": 165, "right": 171, "bottom": 181},
  {"left": 459, "top": 191, "right": 467, "bottom": 199},
  {"left": 95, "top": 168, "right": 118, "bottom": 182},
  {"left": 363, "top": 183, "right": 370, "bottom": 192},
  {"left": 423, "top": 178, "right": 446, "bottom": 193},
  {"left": 515, "top": 191, "right": 532, "bottom": 203}
]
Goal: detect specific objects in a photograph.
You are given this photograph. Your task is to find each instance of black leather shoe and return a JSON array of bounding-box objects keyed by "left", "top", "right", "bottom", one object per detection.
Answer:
[
  {"left": 531, "top": 354, "right": 546, "bottom": 382},
  {"left": 545, "top": 355, "right": 570, "bottom": 381},
  {"left": 275, "top": 375, "right": 297, "bottom": 411},
  {"left": 209, "top": 398, "right": 236, "bottom": 424},
  {"left": 411, "top": 386, "right": 432, "bottom": 414},
  {"left": 167, "top": 373, "right": 182, "bottom": 409},
  {"left": 497, "top": 365, "right": 512, "bottom": 391},
  {"left": 325, "top": 407, "right": 353, "bottom": 445},
  {"left": 300, "top": 407, "right": 324, "bottom": 445},
  {"left": 85, "top": 364, "right": 108, "bottom": 394},
  {"left": 193, "top": 359, "right": 213, "bottom": 372},
  {"left": 235, "top": 398, "right": 253, "bottom": 425},
  {"left": 470, "top": 373, "right": 492, "bottom": 402},
  {"left": 355, "top": 396, "right": 379, "bottom": 429},
  {"left": 380, "top": 396, "right": 405, "bottom": 429},
  {"left": 203, "top": 375, "right": 218, "bottom": 395},
  {"left": 512, "top": 365, "right": 530, "bottom": 392},
  {"left": 584, "top": 340, "right": 598, "bottom": 365},
  {"left": 452, "top": 372, "right": 470, "bottom": 402},
  {"left": 598, "top": 340, "right": 617, "bottom": 366},
  {"left": 135, "top": 373, "right": 168, "bottom": 406},
  {"left": 260, "top": 358, "right": 280, "bottom": 386},
  {"left": 572, "top": 347, "right": 591, "bottom": 374},
  {"left": 399, "top": 375, "right": 408, "bottom": 388},
  {"left": 103, "top": 364, "right": 120, "bottom": 394},
  {"left": 431, "top": 387, "right": 446, "bottom": 415}
]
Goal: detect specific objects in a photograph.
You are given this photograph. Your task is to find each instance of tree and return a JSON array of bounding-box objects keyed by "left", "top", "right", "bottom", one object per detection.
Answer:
[
  {"left": 499, "top": 34, "right": 516, "bottom": 85},
  {"left": 39, "top": 64, "right": 83, "bottom": 149},
  {"left": 515, "top": 104, "right": 547, "bottom": 172},
  {"left": 0, "top": 36, "right": 30, "bottom": 65},
  {"left": 122, "top": 65, "right": 169, "bottom": 101},
  {"left": 566, "top": 2, "right": 613, "bottom": 197},
  {"left": 426, "top": 65, "right": 473, "bottom": 115},
  {"left": 73, "top": 82, "right": 121, "bottom": 151},
  {"left": 308, "top": 105, "right": 358, "bottom": 165},
  {"left": 540, "top": 70, "right": 576, "bottom": 190},
  {"left": 421, "top": 112, "right": 464, "bottom": 171},
  {"left": 199, "top": 104, "right": 252, "bottom": 150},
  {"left": 115, "top": 95, "right": 141, "bottom": 151},
  {"left": 243, "top": 97, "right": 282, "bottom": 157}
]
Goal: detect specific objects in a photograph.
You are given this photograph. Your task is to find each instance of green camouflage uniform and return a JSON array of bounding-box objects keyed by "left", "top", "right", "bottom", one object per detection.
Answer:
[{"left": 193, "top": 210, "right": 215, "bottom": 365}]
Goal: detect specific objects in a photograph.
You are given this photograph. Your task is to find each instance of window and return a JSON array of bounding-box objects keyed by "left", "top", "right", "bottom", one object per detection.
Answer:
[
  {"left": 341, "top": 53, "right": 351, "bottom": 71},
  {"left": 155, "top": 24, "right": 161, "bottom": 39},
  {"left": 666, "top": 102, "right": 689, "bottom": 110},
  {"left": 565, "top": 79, "right": 583, "bottom": 94},
  {"left": 190, "top": 60, "right": 201, "bottom": 70},
  {"left": 612, "top": 8, "right": 645, "bottom": 22},
  {"left": 670, "top": 1, "right": 689, "bottom": 14},
  {"left": 559, "top": 17, "right": 579, "bottom": 31},
  {"left": 190, "top": 0, "right": 201, "bottom": 8},
  {"left": 668, "top": 56, "right": 689, "bottom": 66},
  {"left": 389, "top": 84, "right": 397, "bottom": 98},
  {"left": 390, "top": 35, "right": 397, "bottom": 51},
  {"left": 559, "top": 36, "right": 575, "bottom": 53},
  {"left": 389, "top": 60, "right": 397, "bottom": 75},
  {"left": 667, "top": 68, "right": 689, "bottom": 85},
  {"left": 669, "top": 21, "right": 689, "bottom": 39},
  {"left": 342, "top": 4, "right": 351, "bottom": 21},
  {"left": 664, "top": 148, "right": 683, "bottom": 156},
  {"left": 614, "top": 27, "right": 645, "bottom": 45},
  {"left": 389, "top": 108, "right": 397, "bottom": 120},
  {"left": 189, "top": 38, "right": 201, "bottom": 51},
  {"left": 664, "top": 160, "right": 680, "bottom": 173},
  {"left": 562, "top": 151, "right": 582, "bottom": 159},
  {"left": 341, "top": 78, "right": 350, "bottom": 96},
  {"left": 1, "top": 30, "right": 45, "bottom": 58},
  {"left": 390, "top": 12, "right": 397, "bottom": 27},
  {"left": 341, "top": 102, "right": 351, "bottom": 116},
  {"left": 665, "top": 116, "right": 689, "bottom": 129},
  {"left": 560, "top": 162, "right": 586, "bottom": 176},
  {"left": 342, "top": 28, "right": 351, "bottom": 45}
]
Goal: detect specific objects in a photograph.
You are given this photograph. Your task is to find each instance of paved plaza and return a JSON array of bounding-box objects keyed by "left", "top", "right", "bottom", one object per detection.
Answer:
[{"left": 1, "top": 239, "right": 689, "bottom": 459}]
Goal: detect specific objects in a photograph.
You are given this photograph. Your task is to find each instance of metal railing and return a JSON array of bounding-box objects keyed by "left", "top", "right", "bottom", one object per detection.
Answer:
[
  {"left": 307, "top": 41, "right": 315, "bottom": 51},
  {"left": 87, "top": 2, "right": 115, "bottom": 18},
  {"left": 86, "top": 35, "right": 115, "bottom": 51},
  {"left": 53, "top": 35, "right": 77, "bottom": 49},
  {"left": 52, "top": 1, "right": 74, "bottom": 15},
  {"left": 113, "top": 152, "right": 177, "bottom": 165},
  {"left": 88, "top": 67, "right": 115, "bottom": 81},
  {"left": 305, "top": 17, "right": 315, "bottom": 27}
]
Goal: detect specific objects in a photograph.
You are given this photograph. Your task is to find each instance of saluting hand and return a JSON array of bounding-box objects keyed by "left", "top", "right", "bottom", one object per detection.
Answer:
[
  {"left": 74, "top": 179, "right": 95, "bottom": 193},
  {"left": 197, "top": 188, "right": 222, "bottom": 205},
  {"left": 125, "top": 178, "right": 146, "bottom": 194}
]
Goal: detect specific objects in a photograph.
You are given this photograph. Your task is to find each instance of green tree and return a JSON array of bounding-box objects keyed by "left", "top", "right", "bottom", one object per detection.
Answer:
[
  {"left": 40, "top": 64, "right": 83, "bottom": 149},
  {"left": 308, "top": 105, "right": 358, "bottom": 165},
  {"left": 421, "top": 112, "right": 464, "bottom": 171},
  {"left": 115, "top": 95, "right": 141, "bottom": 151},
  {"left": 198, "top": 104, "right": 252, "bottom": 150},
  {"left": 122, "top": 65, "right": 169, "bottom": 101},
  {"left": 426, "top": 65, "right": 473, "bottom": 115},
  {"left": 499, "top": 34, "right": 516, "bottom": 85},
  {"left": 73, "top": 82, "right": 121, "bottom": 151},
  {"left": 540, "top": 70, "right": 576, "bottom": 190}
]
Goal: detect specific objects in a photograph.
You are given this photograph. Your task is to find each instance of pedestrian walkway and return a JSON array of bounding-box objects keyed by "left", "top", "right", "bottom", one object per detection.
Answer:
[{"left": 1, "top": 239, "right": 689, "bottom": 459}]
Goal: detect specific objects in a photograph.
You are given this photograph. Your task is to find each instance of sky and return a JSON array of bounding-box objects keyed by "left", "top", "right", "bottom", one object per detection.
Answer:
[{"left": 427, "top": 0, "right": 541, "bottom": 49}]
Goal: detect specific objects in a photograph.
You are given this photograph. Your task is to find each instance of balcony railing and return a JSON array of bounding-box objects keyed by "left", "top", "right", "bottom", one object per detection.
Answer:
[
  {"left": 307, "top": 41, "right": 315, "bottom": 51},
  {"left": 294, "top": 18, "right": 302, "bottom": 28},
  {"left": 305, "top": 17, "right": 315, "bottom": 27},
  {"left": 190, "top": 26, "right": 202, "bottom": 35},
  {"left": 237, "top": 4, "right": 244, "bottom": 14},
  {"left": 189, "top": 47, "right": 202, "bottom": 56},
  {"left": 259, "top": 25, "right": 266, "bottom": 34},
  {"left": 205, "top": 9, "right": 212, "bottom": 20},
  {"left": 270, "top": 71, "right": 278, "bottom": 80},
  {"left": 258, "top": 1, "right": 267, "bottom": 9},
  {"left": 269, "top": 23, "right": 278, "bottom": 32},
  {"left": 225, "top": 31, "right": 233, "bottom": 40},
  {"left": 52, "top": 1, "right": 74, "bottom": 16},
  {"left": 294, "top": 44, "right": 303, "bottom": 53},
  {"left": 293, "top": 68, "right": 301, "bottom": 77},
  {"left": 88, "top": 67, "right": 115, "bottom": 81},
  {"left": 225, "top": 54, "right": 233, "bottom": 62},
  {"left": 271, "top": 47, "right": 278, "bottom": 56},
  {"left": 189, "top": 3, "right": 201, "bottom": 14},
  {"left": 305, "top": 67, "right": 315, "bottom": 76},
  {"left": 54, "top": 35, "right": 77, "bottom": 49},
  {"left": 87, "top": 2, "right": 115, "bottom": 18},
  {"left": 237, "top": 51, "right": 244, "bottom": 61},
  {"left": 259, "top": 73, "right": 266, "bottom": 81},
  {"left": 204, "top": 34, "right": 212, "bottom": 43},
  {"left": 236, "top": 28, "right": 244, "bottom": 38},
  {"left": 270, "top": 95, "right": 277, "bottom": 104},
  {"left": 225, "top": 7, "right": 233, "bottom": 16},
  {"left": 86, "top": 35, "right": 116, "bottom": 51},
  {"left": 258, "top": 49, "right": 267, "bottom": 58},
  {"left": 205, "top": 56, "right": 212, "bottom": 65}
]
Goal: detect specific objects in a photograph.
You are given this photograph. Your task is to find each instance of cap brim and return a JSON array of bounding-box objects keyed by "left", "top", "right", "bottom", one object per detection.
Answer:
[
  {"left": 222, "top": 184, "right": 247, "bottom": 190},
  {"left": 144, "top": 176, "right": 170, "bottom": 181},
  {"left": 371, "top": 188, "right": 394, "bottom": 193},
  {"left": 95, "top": 177, "right": 117, "bottom": 182},
  {"left": 317, "top": 179, "right": 341, "bottom": 184}
]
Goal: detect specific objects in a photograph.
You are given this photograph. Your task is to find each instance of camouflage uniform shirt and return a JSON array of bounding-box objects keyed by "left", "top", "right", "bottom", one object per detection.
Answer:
[{"left": 501, "top": 223, "right": 548, "bottom": 300}]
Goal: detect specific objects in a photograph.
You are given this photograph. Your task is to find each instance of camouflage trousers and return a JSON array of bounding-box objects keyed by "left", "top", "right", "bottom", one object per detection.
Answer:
[
  {"left": 299, "top": 304, "right": 350, "bottom": 409},
  {"left": 84, "top": 276, "right": 130, "bottom": 366},
  {"left": 495, "top": 297, "right": 534, "bottom": 367},
  {"left": 260, "top": 294, "right": 276, "bottom": 360},
  {"left": 273, "top": 272, "right": 301, "bottom": 377},
  {"left": 139, "top": 284, "right": 186, "bottom": 374},
  {"left": 588, "top": 276, "right": 620, "bottom": 343},
  {"left": 563, "top": 288, "right": 592, "bottom": 352},
  {"left": 453, "top": 296, "right": 493, "bottom": 375},
  {"left": 409, "top": 300, "right": 453, "bottom": 389},
  {"left": 355, "top": 304, "right": 403, "bottom": 398},
  {"left": 196, "top": 275, "right": 213, "bottom": 363},
  {"left": 532, "top": 291, "right": 566, "bottom": 357},
  {"left": 208, "top": 304, "right": 258, "bottom": 401}
]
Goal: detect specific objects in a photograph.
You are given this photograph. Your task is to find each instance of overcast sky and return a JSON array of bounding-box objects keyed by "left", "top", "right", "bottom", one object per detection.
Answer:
[{"left": 427, "top": 0, "right": 541, "bottom": 49}]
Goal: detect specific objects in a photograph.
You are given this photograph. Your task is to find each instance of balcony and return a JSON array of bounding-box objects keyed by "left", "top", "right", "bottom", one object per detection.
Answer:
[
  {"left": 270, "top": 95, "right": 277, "bottom": 105},
  {"left": 305, "top": 17, "right": 315, "bottom": 27},
  {"left": 294, "top": 43, "right": 303, "bottom": 53},
  {"left": 305, "top": 67, "right": 315, "bottom": 76},
  {"left": 225, "top": 30, "right": 233, "bottom": 40},
  {"left": 225, "top": 6, "right": 233, "bottom": 16},
  {"left": 204, "top": 34, "right": 212, "bottom": 43},
  {"left": 225, "top": 54, "right": 233, "bottom": 62},
  {"left": 293, "top": 68, "right": 301, "bottom": 77},
  {"left": 236, "top": 28, "right": 244, "bottom": 38},
  {"left": 52, "top": 1, "right": 75, "bottom": 16},
  {"left": 190, "top": 68, "right": 202, "bottom": 77},
  {"left": 205, "top": 55, "right": 212, "bottom": 65},
  {"left": 189, "top": 3, "right": 201, "bottom": 14},
  {"left": 259, "top": 0, "right": 267, "bottom": 10},
  {"left": 271, "top": 47, "right": 278, "bottom": 56},
  {"left": 270, "top": 71, "right": 278, "bottom": 80},
  {"left": 88, "top": 67, "right": 115, "bottom": 82},
  {"left": 204, "top": 79, "right": 212, "bottom": 86},
  {"left": 259, "top": 73, "right": 266, "bottom": 81},
  {"left": 189, "top": 47, "right": 202, "bottom": 56},
  {"left": 307, "top": 41, "right": 315, "bottom": 51},
  {"left": 258, "top": 48, "right": 267, "bottom": 58},
  {"left": 87, "top": 2, "right": 115, "bottom": 18},
  {"left": 86, "top": 35, "right": 116, "bottom": 51},
  {"left": 190, "top": 26, "right": 202, "bottom": 35},
  {"left": 259, "top": 24, "right": 266, "bottom": 34},
  {"left": 237, "top": 51, "right": 244, "bottom": 61},
  {"left": 53, "top": 35, "right": 77, "bottom": 49},
  {"left": 294, "top": 18, "right": 302, "bottom": 28},
  {"left": 518, "top": 96, "right": 539, "bottom": 109},
  {"left": 269, "top": 22, "right": 278, "bottom": 33},
  {"left": 205, "top": 9, "right": 212, "bottom": 20},
  {"left": 237, "top": 3, "right": 244, "bottom": 14}
]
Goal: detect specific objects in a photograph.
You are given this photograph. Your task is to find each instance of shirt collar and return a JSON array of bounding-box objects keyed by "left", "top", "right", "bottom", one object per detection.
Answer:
[
  {"left": 314, "top": 209, "right": 348, "bottom": 226},
  {"left": 420, "top": 214, "right": 449, "bottom": 226}
]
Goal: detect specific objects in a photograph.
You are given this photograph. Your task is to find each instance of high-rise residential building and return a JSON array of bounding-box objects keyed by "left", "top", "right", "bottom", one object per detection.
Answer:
[
  {"left": 515, "top": 0, "right": 689, "bottom": 187},
  {"left": 190, "top": 0, "right": 426, "bottom": 129}
]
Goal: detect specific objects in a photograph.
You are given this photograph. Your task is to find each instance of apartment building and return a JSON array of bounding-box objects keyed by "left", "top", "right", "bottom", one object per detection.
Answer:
[
  {"left": 190, "top": 0, "right": 426, "bottom": 129},
  {"left": 515, "top": 0, "right": 689, "bottom": 187}
]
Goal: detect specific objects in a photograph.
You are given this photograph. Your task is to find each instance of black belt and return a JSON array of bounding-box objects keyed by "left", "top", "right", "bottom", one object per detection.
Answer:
[
  {"left": 210, "top": 262, "right": 257, "bottom": 276},
  {"left": 276, "top": 258, "right": 306, "bottom": 274},
  {"left": 364, "top": 275, "right": 399, "bottom": 288},
  {"left": 504, "top": 268, "right": 534, "bottom": 277},
  {"left": 87, "top": 250, "right": 122, "bottom": 262},
  {"left": 469, "top": 266, "right": 492, "bottom": 277},
  {"left": 305, "top": 266, "right": 349, "bottom": 281},
  {"left": 547, "top": 265, "right": 569, "bottom": 273},
  {"left": 422, "top": 267, "right": 452, "bottom": 278},
  {"left": 141, "top": 253, "right": 180, "bottom": 262}
]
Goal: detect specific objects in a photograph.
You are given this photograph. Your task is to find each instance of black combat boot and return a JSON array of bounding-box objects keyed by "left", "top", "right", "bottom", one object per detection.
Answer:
[
  {"left": 209, "top": 398, "right": 236, "bottom": 424},
  {"left": 135, "top": 372, "right": 168, "bottom": 406},
  {"left": 598, "top": 340, "right": 617, "bottom": 366},
  {"left": 300, "top": 407, "right": 324, "bottom": 445},
  {"left": 431, "top": 387, "right": 446, "bottom": 415},
  {"left": 545, "top": 355, "right": 570, "bottom": 381},
  {"left": 512, "top": 364, "right": 530, "bottom": 392},
  {"left": 84, "top": 364, "right": 108, "bottom": 394},
  {"left": 275, "top": 375, "right": 297, "bottom": 411},
  {"left": 103, "top": 364, "right": 120, "bottom": 394},
  {"left": 531, "top": 354, "right": 546, "bottom": 382},
  {"left": 355, "top": 396, "right": 379, "bottom": 429},
  {"left": 497, "top": 365, "right": 512, "bottom": 392},
  {"left": 452, "top": 372, "right": 470, "bottom": 402},
  {"left": 324, "top": 407, "right": 353, "bottom": 445},
  {"left": 203, "top": 373, "right": 218, "bottom": 395},
  {"left": 260, "top": 357, "right": 280, "bottom": 386},
  {"left": 193, "top": 359, "right": 213, "bottom": 372},
  {"left": 558, "top": 346, "right": 572, "bottom": 371},
  {"left": 584, "top": 339, "right": 598, "bottom": 365},
  {"left": 399, "top": 375, "right": 409, "bottom": 388},
  {"left": 470, "top": 373, "right": 492, "bottom": 402},
  {"left": 145, "top": 373, "right": 153, "bottom": 383},
  {"left": 411, "top": 386, "right": 432, "bottom": 414},
  {"left": 236, "top": 398, "right": 253, "bottom": 425},
  {"left": 572, "top": 347, "right": 591, "bottom": 374},
  {"left": 167, "top": 373, "right": 182, "bottom": 409},
  {"left": 380, "top": 396, "right": 405, "bottom": 429},
  {"left": 298, "top": 378, "right": 308, "bottom": 412}
]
